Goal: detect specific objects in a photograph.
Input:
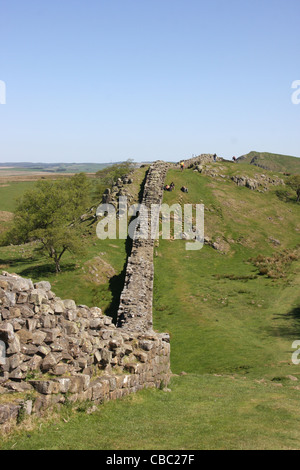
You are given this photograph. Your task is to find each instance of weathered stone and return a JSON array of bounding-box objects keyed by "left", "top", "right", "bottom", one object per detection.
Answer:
[
  {"left": 63, "top": 299, "right": 77, "bottom": 310},
  {"left": 34, "top": 281, "right": 51, "bottom": 292},
  {"left": 16, "top": 292, "right": 28, "bottom": 304},
  {"left": 26, "top": 318, "right": 37, "bottom": 332},
  {"left": 52, "top": 364, "right": 68, "bottom": 376},
  {"left": 29, "top": 380, "right": 60, "bottom": 395},
  {"left": 134, "top": 351, "right": 148, "bottom": 363},
  {"left": 39, "top": 304, "right": 54, "bottom": 315},
  {"left": 91, "top": 381, "right": 104, "bottom": 401},
  {"left": 0, "top": 403, "right": 20, "bottom": 424},
  {"left": 9, "top": 367, "right": 26, "bottom": 380},
  {"left": 8, "top": 307, "right": 21, "bottom": 318},
  {"left": 124, "top": 363, "right": 138, "bottom": 374},
  {"left": 89, "top": 318, "right": 103, "bottom": 329},
  {"left": 100, "top": 348, "right": 112, "bottom": 366},
  {"left": 31, "top": 330, "right": 47, "bottom": 346},
  {"left": 19, "top": 305, "right": 35, "bottom": 318},
  {"left": 8, "top": 354, "right": 20, "bottom": 370},
  {"left": 20, "top": 344, "right": 38, "bottom": 356},
  {"left": 37, "top": 345, "right": 51, "bottom": 357},
  {"left": 63, "top": 309, "right": 77, "bottom": 321},
  {"left": 27, "top": 354, "right": 43, "bottom": 370},
  {"left": 0, "top": 322, "right": 15, "bottom": 342},
  {"left": 139, "top": 340, "right": 153, "bottom": 351},
  {"left": 41, "top": 353, "right": 59, "bottom": 372},
  {"left": 41, "top": 328, "right": 60, "bottom": 343},
  {"left": 6, "top": 336, "right": 21, "bottom": 354},
  {"left": 30, "top": 289, "right": 48, "bottom": 306},
  {"left": 63, "top": 321, "right": 79, "bottom": 336},
  {"left": 90, "top": 307, "right": 102, "bottom": 318},
  {"left": 52, "top": 300, "right": 65, "bottom": 314},
  {"left": 16, "top": 329, "right": 33, "bottom": 344}
]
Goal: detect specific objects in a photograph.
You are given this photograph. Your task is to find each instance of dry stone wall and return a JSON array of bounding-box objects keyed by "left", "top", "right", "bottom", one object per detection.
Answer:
[
  {"left": 0, "top": 271, "right": 170, "bottom": 427},
  {"left": 0, "top": 161, "right": 171, "bottom": 429},
  {"left": 117, "top": 161, "right": 170, "bottom": 333},
  {"left": 183, "top": 154, "right": 221, "bottom": 168}
]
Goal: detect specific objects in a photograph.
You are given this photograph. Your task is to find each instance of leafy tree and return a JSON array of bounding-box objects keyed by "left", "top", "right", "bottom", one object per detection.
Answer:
[
  {"left": 4, "top": 173, "right": 91, "bottom": 273},
  {"left": 286, "top": 175, "right": 300, "bottom": 203}
]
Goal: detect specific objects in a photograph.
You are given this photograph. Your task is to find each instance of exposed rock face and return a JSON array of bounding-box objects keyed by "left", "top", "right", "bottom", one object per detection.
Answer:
[
  {"left": 231, "top": 174, "right": 284, "bottom": 191},
  {"left": 102, "top": 172, "right": 135, "bottom": 207}
]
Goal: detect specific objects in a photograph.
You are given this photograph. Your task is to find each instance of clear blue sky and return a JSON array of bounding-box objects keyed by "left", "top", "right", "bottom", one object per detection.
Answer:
[{"left": 0, "top": 0, "right": 300, "bottom": 163}]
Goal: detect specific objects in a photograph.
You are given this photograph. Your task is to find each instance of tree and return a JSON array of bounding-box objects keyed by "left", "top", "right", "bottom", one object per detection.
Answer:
[
  {"left": 286, "top": 175, "right": 300, "bottom": 203},
  {"left": 4, "top": 173, "right": 91, "bottom": 273}
]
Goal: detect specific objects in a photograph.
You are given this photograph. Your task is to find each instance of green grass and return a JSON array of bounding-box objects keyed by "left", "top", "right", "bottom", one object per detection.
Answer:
[
  {"left": 1, "top": 163, "right": 300, "bottom": 450},
  {"left": 238, "top": 151, "right": 300, "bottom": 174},
  {"left": 3, "top": 374, "right": 300, "bottom": 450},
  {"left": 0, "top": 181, "right": 37, "bottom": 212},
  {"left": 154, "top": 167, "right": 300, "bottom": 378}
]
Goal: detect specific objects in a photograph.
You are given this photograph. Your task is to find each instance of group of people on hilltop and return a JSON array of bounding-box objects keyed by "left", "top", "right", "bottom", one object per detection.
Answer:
[
  {"left": 163, "top": 160, "right": 190, "bottom": 194},
  {"left": 164, "top": 154, "right": 238, "bottom": 197}
]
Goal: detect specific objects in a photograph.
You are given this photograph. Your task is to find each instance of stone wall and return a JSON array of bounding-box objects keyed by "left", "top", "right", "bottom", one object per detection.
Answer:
[
  {"left": 182, "top": 154, "right": 221, "bottom": 169},
  {"left": 0, "top": 272, "right": 170, "bottom": 427},
  {"left": 0, "top": 161, "right": 171, "bottom": 430},
  {"left": 116, "top": 161, "right": 170, "bottom": 333}
]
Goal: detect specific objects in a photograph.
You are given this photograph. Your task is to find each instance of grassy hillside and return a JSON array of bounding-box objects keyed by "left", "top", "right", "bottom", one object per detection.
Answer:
[
  {"left": 154, "top": 165, "right": 300, "bottom": 379},
  {"left": 237, "top": 151, "right": 300, "bottom": 174},
  {"left": 1, "top": 162, "right": 300, "bottom": 450}
]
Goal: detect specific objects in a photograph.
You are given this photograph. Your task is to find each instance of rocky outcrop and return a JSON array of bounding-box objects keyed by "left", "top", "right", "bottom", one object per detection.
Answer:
[
  {"left": 102, "top": 172, "right": 135, "bottom": 207},
  {"left": 231, "top": 174, "right": 284, "bottom": 191}
]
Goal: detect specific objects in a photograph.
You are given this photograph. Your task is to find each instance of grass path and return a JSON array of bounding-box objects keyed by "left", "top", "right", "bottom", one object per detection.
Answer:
[{"left": 3, "top": 374, "right": 300, "bottom": 450}]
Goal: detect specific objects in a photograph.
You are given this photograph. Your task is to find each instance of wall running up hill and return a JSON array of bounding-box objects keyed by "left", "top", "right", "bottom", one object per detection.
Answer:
[
  {"left": 117, "top": 161, "right": 170, "bottom": 333},
  {"left": 0, "top": 161, "right": 171, "bottom": 429}
]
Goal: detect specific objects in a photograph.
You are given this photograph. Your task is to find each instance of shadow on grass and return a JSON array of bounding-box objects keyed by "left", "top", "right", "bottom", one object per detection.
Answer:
[
  {"left": 99, "top": 168, "right": 148, "bottom": 324},
  {"left": 275, "top": 189, "right": 298, "bottom": 204},
  {"left": 18, "top": 262, "right": 76, "bottom": 280},
  {"left": 104, "top": 271, "right": 127, "bottom": 323},
  {"left": 270, "top": 306, "right": 300, "bottom": 339},
  {"left": 0, "top": 256, "right": 34, "bottom": 268},
  {"left": 101, "top": 232, "right": 133, "bottom": 324}
]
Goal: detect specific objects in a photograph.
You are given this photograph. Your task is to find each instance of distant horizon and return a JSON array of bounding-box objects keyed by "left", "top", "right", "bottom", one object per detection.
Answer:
[{"left": 0, "top": 149, "right": 300, "bottom": 166}]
